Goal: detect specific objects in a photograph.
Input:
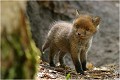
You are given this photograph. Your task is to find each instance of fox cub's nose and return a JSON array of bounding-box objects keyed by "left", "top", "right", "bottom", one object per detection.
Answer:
[{"left": 78, "top": 33, "right": 81, "bottom": 35}]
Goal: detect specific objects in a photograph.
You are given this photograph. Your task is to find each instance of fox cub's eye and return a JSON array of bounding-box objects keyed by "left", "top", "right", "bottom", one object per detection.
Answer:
[
  {"left": 75, "top": 24, "right": 79, "bottom": 28},
  {"left": 86, "top": 28, "right": 89, "bottom": 31}
]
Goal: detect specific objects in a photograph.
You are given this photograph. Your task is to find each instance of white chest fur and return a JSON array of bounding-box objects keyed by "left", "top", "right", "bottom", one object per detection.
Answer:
[{"left": 78, "top": 37, "right": 93, "bottom": 62}]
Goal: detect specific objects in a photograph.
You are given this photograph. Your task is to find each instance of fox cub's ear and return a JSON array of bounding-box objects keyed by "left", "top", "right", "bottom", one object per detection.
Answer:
[
  {"left": 92, "top": 16, "right": 101, "bottom": 26},
  {"left": 76, "top": 9, "right": 80, "bottom": 17}
]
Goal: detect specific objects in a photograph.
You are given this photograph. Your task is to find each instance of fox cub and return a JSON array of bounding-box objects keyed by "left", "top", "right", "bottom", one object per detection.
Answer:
[{"left": 42, "top": 10, "right": 100, "bottom": 74}]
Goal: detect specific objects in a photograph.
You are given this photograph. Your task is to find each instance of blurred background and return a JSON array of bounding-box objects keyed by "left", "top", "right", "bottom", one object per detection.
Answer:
[
  {"left": 27, "top": 1, "right": 119, "bottom": 67},
  {"left": 1, "top": 0, "right": 119, "bottom": 79}
]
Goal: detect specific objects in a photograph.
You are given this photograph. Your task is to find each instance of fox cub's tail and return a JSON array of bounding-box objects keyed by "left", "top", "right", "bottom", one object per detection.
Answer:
[{"left": 42, "top": 39, "right": 50, "bottom": 53}]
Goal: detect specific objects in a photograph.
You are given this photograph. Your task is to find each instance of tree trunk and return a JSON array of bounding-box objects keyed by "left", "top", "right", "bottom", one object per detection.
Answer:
[{"left": 1, "top": 1, "right": 40, "bottom": 79}]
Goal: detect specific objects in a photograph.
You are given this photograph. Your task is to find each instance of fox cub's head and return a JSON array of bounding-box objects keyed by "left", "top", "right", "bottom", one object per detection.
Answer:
[{"left": 73, "top": 10, "right": 101, "bottom": 39}]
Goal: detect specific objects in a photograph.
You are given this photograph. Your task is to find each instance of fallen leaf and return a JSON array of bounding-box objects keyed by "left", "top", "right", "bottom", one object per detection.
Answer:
[
  {"left": 86, "top": 62, "right": 94, "bottom": 70},
  {"left": 44, "top": 73, "right": 57, "bottom": 79}
]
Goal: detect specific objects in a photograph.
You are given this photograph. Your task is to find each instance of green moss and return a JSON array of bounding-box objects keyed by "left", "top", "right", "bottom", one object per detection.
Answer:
[{"left": 1, "top": 25, "right": 40, "bottom": 79}]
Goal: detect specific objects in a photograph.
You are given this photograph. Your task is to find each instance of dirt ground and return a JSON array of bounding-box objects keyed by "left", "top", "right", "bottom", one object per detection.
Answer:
[{"left": 35, "top": 62, "right": 119, "bottom": 79}]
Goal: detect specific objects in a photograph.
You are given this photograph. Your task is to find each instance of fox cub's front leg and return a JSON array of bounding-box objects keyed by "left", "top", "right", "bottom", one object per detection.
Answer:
[
  {"left": 70, "top": 42, "right": 84, "bottom": 74},
  {"left": 80, "top": 50, "right": 87, "bottom": 71},
  {"left": 80, "top": 44, "right": 90, "bottom": 71}
]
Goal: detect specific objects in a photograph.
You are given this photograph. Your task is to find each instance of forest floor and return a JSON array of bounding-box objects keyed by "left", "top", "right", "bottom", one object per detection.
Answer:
[{"left": 35, "top": 61, "right": 119, "bottom": 79}]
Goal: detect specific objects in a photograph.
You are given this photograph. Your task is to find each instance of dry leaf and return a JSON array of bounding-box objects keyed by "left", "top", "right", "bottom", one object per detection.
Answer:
[{"left": 86, "top": 62, "right": 94, "bottom": 70}]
